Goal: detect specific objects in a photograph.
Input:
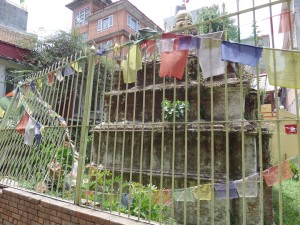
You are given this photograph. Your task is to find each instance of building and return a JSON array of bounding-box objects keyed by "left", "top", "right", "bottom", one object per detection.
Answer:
[
  {"left": 66, "top": 0, "right": 163, "bottom": 49},
  {"left": 0, "top": 0, "right": 28, "bottom": 31},
  {"left": 0, "top": 0, "right": 35, "bottom": 98}
]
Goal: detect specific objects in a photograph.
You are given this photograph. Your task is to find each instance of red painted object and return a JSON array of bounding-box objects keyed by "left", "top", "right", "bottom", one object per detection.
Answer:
[{"left": 285, "top": 124, "right": 297, "bottom": 134}]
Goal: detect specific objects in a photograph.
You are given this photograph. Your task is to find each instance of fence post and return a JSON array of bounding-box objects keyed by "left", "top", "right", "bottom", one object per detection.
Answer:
[{"left": 75, "top": 51, "right": 96, "bottom": 205}]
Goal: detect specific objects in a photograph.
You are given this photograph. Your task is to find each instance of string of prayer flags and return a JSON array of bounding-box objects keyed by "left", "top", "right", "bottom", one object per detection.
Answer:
[
  {"left": 47, "top": 71, "right": 55, "bottom": 86},
  {"left": 159, "top": 33, "right": 189, "bottom": 80},
  {"left": 55, "top": 69, "right": 64, "bottom": 82},
  {"left": 198, "top": 32, "right": 227, "bottom": 79},
  {"left": 16, "top": 110, "right": 30, "bottom": 135},
  {"left": 64, "top": 65, "right": 74, "bottom": 77},
  {"left": 234, "top": 174, "right": 258, "bottom": 198},
  {"left": 153, "top": 189, "right": 171, "bottom": 205},
  {"left": 24, "top": 116, "right": 36, "bottom": 146},
  {"left": 157, "top": 38, "right": 175, "bottom": 53},
  {"left": 192, "top": 184, "right": 212, "bottom": 200},
  {"left": 121, "top": 44, "right": 142, "bottom": 83},
  {"left": 264, "top": 48, "right": 300, "bottom": 89},
  {"left": 214, "top": 181, "right": 239, "bottom": 199},
  {"left": 263, "top": 160, "right": 294, "bottom": 187},
  {"left": 172, "top": 188, "right": 194, "bottom": 202},
  {"left": 221, "top": 41, "right": 263, "bottom": 67}
]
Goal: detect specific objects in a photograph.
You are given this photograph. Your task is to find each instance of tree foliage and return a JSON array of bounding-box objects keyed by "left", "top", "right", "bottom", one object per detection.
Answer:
[
  {"left": 197, "top": 4, "right": 238, "bottom": 41},
  {"left": 28, "top": 30, "right": 88, "bottom": 71}
]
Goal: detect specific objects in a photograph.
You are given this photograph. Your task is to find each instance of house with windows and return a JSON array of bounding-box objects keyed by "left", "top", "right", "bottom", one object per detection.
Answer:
[{"left": 66, "top": 0, "right": 162, "bottom": 50}]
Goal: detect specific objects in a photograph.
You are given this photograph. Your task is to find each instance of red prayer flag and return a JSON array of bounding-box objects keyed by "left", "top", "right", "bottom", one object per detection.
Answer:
[
  {"left": 16, "top": 110, "right": 30, "bottom": 135},
  {"left": 279, "top": 10, "right": 291, "bottom": 33},
  {"left": 285, "top": 124, "right": 297, "bottom": 134},
  {"left": 159, "top": 33, "right": 189, "bottom": 80},
  {"left": 141, "top": 40, "right": 156, "bottom": 55},
  {"left": 263, "top": 160, "right": 294, "bottom": 187},
  {"left": 48, "top": 71, "right": 55, "bottom": 86}
]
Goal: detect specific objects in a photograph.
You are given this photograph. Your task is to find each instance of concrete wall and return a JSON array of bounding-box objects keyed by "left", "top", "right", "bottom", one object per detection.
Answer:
[
  {"left": 0, "top": 0, "right": 28, "bottom": 31},
  {"left": 0, "top": 187, "right": 150, "bottom": 225}
]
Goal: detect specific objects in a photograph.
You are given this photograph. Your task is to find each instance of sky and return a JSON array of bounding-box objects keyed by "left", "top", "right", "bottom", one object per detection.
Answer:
[{"left": 8, "top": 0, "right": 284, "bottom": 47}]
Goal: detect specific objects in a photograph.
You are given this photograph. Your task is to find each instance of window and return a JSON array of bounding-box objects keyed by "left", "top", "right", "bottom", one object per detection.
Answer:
[
  {"left": 74, "top": 7, "right": 90, "bottom": 27},
  {"left": 127, "top": 14, "right": 140, "bottom": 32},
  {"left": 82, "top": 32, "right": 88, "bottom": 42},
  {"left": 97, "top": 15, "right": 113, "bottom": 32},
  {"left": 99, "top": 40, "right": 113, "bottom": 50}
]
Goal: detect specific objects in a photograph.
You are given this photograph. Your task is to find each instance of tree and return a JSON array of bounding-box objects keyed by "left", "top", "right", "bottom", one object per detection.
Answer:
[
  {"left": 28, "top": 29, "right": 88, "bottom": 71},
  {"left": 197, "top": 4, "right": 238, "bottom": 41}
]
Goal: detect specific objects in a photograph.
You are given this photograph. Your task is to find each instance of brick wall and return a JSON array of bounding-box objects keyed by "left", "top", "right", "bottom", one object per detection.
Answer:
[{"left": 0, "top": 187, "right": 151, "bottom": 225}]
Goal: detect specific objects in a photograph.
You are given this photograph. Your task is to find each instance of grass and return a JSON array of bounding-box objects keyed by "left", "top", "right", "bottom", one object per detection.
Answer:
[{"left": 272, "top": 179, "right": 300, "bottom": 225}]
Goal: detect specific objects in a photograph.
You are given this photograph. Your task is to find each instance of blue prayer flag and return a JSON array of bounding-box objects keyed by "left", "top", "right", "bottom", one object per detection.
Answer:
[
  {"left": 177, "top": 36, "right": 192, "bottom": 50},
  {"left": 221, "top": 41, "right": 263, "bottom": 67},
  {"left": 214, "top": 181, "right": 239, "bottom": 199},
  {"left": 64, "top": 65, "right": 74, "bottom": 76},
  {"left": 30, "top": 80, "right": 36, "bottom": 91}
]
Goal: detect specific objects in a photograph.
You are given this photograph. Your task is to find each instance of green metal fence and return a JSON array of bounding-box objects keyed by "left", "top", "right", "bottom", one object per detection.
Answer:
[{"left": 0, "top": 0, "right": 300, "bottom": 224}]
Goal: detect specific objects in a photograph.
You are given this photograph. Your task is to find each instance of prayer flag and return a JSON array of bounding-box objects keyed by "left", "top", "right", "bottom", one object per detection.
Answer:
[
  {"left": 30, "top": 80, "right": 36, "bottom": 91},
  {"left": 121, "top": 44, "right": 142, "bottom": 83},
  {"left": 0, "top": 107, "right": 5, "bottom": 118},
  {"left": 214, "top": 181, "right": 239, "bottom": 199},
  {"left": 36, "top": 78, "right": 43, "bottom": 89},
  {"left": 64, "top": 65, "right": 74, "bottom": 77},
  {"left": 24, "top": 116, "right": 36, "bottom": 146},
  {"left": 96, "top": 48, "right": 106, "bottom": 56},
  {"left": 157, "top": 38, "right": 175, "bottom": 53},
  {"left": 264, "top": 48, "right": 300, "bottom": 89},
  {"left": 200, "top": 31, "right": 224, "bottom": 40},
  {"left": 141, "top": 39, "right": 156, "bottom": 54},
  {"left": 16, "top": 110, "right": 30, "bottom": 135},
  {"left": 221, "top": 41, "right": 263, "bottom": 67},
  {"left": 153, "top": 189, "right": 171, "bottom": 205},
  {"left": 234, "top": 174, "right": 258, "bottom": 198},
  {"left": 121, "top": 193, "right": 133, "bottom": 208},
  {"left": 279, "top": 10, "right": 291, "bottom": 33},
  {"left": 199, "top": 38, "right": 227, "bottom": 79},
  {"left": 285, "top": 124, "right": 297, "bottom": 134},
  {"left": 70, "top": 62, "right": 83, "bottom": 73},
  {"left": 263, "top": 160, "right": 294, "bottom": 187},
  {"left": 172, "top": 188, "right": 195, "bottom": 202},
  {"left": 55, "top": 69, "right": 64, "bottom": 82},
  {"left": 190, "top": 36, "right": 201, "bottom": 50},
  {"left": 192, "top": 184, "right": 212, "bottom": 200},
  {"left": 35, "top": 122, "right": 42, "bottom": 145},
  {"left": 177, "top": 36, "right": 192, "bottom": 51},
  {"left": 160, "top": 33, "right": 189, "bottom": 80},
  {"left": 47, "top": 71, "right": 55, "bottom": 86}
]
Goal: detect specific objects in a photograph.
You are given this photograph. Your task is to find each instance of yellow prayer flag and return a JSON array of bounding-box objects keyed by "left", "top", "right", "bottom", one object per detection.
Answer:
[
  {"left": 264, "top": 48, "right": 300, "bottom": 89},
  {"left": 36, "top": 78, "right": 43, "bottom": 89},
  {"left": 192, "top": 184, "right": 212, "bottom": 200},
  {"left": 0, "top": 107, "right": 5, "bottom": 118},
  {"left": 70, "top": 61, "right": 83, "bottom": 73},
  {"left": 121, "top": 44, "right": 142, "bottom": 83}
]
